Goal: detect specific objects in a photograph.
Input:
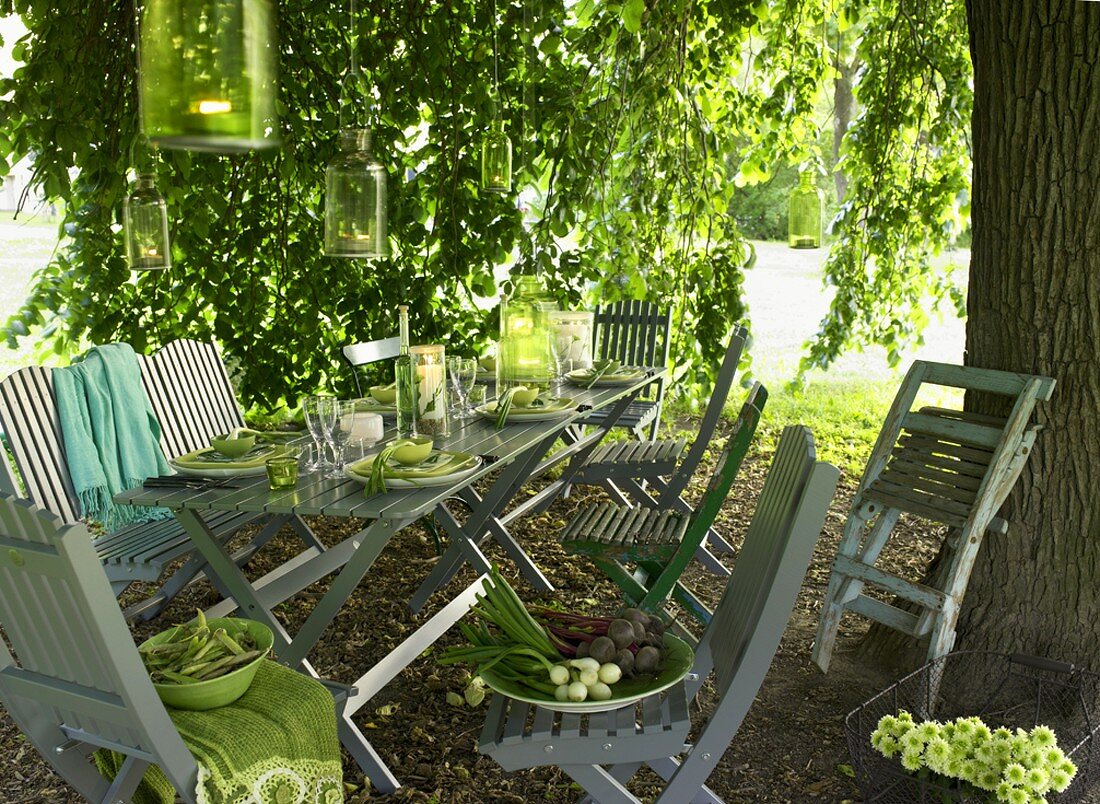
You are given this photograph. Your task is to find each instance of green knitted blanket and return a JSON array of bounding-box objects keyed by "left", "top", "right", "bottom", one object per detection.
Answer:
[{"left": 96, "top": 661, "right": 344, "bottom": 804}]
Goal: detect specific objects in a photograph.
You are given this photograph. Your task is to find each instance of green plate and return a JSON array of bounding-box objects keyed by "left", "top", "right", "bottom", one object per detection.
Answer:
[
  {"left": 475, "top": 396, "right": 576, "bottom": 423},
  {"left": 355, "top": 398, "right": 397, "bottom": 414},
  {"left": 346, "top": 450, "right": 483, "bottom": 488},
  {"left": 566, "top": 367, "right": 646, "bottom": 387},
  {"left": 479, "top": 633, "right": 694, "bottom": 713},
  {"left": 140, "top": 618, "right": 274, "bottom": 711}
]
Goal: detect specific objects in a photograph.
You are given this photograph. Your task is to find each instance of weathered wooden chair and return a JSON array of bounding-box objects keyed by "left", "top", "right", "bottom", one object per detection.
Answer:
[
  {"left": 812, "top": 361, "right": 1056, "bottom": 671},
  {"left": 0, "top": 339, "right": 323, "bottom": 620},
  {"left": 480, "top": 426, "right": 839, "bottom": 803},
  {"left": 0, "top": 494, "right": 357, "bottom": 804},
  {"left": 573, "top": 326, "right": 751, "bottom": 563},
  {"left": 560, "top": 383, "right": 765, "bottom": 624},
  {"left": 574, "top": 300, "right": 672, "bottom": 440},
  {"left": 342, "top": 336, "right": 401, "bottom": 397}
]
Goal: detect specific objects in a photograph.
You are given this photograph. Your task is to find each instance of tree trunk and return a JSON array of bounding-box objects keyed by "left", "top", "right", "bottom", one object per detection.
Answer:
[
  {"left": 957, "top": 0, "right": 1100, "bottom": 664},
  {"left": 859, "top": 0, "right": 1100, "bottom": 670},
  {"left": 832, "top": 38, "right": 855, "bottom": 203}
]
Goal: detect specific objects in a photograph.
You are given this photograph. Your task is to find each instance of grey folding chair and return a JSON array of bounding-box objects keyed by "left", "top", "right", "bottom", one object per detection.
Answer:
[
  {"left": 574, "top": 326, "right": 751, "bottom": 564},
  {"left": 0, "top": 494, "right": 357, "bottom": 804},
  {"left": 342, "top": 336, "right": 401, "bottom": 397},
  {"left": 0, "top": 339, "right": 324, "bottom": 620},
  {"left": 479, "top": 425, "right": 839, "bottom": 804},
  {"left": 575, "top": 301, "right": 672, "bottom": 440}
]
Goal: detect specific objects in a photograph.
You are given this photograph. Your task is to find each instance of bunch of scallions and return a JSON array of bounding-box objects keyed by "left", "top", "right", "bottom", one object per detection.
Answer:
[{"left": 440, "top": 568, "right": 625, "bottom": 703}]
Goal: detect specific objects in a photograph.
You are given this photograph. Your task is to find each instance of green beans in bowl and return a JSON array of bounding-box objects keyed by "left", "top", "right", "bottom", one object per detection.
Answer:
[{"left": 138, "top": 611, "right": 274, "bottom": 711}]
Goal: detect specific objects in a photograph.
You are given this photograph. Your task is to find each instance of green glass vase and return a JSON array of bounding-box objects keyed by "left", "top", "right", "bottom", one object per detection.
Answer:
[
  {"left": 788, "top": 171, "right": 823, "bottom": 249},
  {"left": 139, "top": 0, "right": 279, "bottom": 152},
  {"left": 497, "top": 275, "right": 557, "bottom": 397},
  {"left": 481, "top": 119, "right": 512, "bottom": 193}
]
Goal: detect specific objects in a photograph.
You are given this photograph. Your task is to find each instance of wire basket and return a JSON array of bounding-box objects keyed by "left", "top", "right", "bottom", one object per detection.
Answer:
[{"left": 845, "top": 651, "right": 1100, "bottom": 803}]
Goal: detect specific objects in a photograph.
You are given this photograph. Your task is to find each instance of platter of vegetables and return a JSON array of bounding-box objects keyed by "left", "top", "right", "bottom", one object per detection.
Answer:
[
  {"left": 138, "top": 611, "right": 274, "bottom": 711},
  {"left": 441, "top": 568, "right": 693, "bottom": 713}
]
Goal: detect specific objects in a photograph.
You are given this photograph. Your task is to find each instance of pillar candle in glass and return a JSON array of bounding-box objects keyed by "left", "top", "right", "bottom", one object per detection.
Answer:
[
  {"left": 549, "top": 310, "right": 594, "bottom": 375},
  {"left": 410, "top": 344, "right": 450, "bottom": 439}
]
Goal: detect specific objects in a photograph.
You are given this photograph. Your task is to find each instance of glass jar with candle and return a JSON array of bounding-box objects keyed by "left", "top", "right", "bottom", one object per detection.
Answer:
[
  {"left": 409, "top": 344, "right": 450, "bottom": 439},
  {"left": 497, "top": 275, "right": 558, "bottom": 399},
  {"left": 549, "top": 310, "right": 594, "bottom": 377}
]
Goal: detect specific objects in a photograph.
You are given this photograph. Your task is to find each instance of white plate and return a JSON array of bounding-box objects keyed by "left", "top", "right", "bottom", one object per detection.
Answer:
[
  {"left": 475, "top": 400, "right": 576, "bottom": 423},
  {"left": 169, "top": 461, "right": 270, "bottom": 478},
  {"left": 345, "top": 453, "right": 483, "bottom": 489},
  {"left": 566, "top": 368, "right": 647, "bottom": 387}
]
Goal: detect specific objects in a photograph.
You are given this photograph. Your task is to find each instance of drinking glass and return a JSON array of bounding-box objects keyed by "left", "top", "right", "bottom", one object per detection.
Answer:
[
  {"left": 266, "top": 455, "right": 299, "bottom": 489},
  {"left": 448, "top": 356, "right": 477, "bottom": 418},
  {"left": 303, "top": 395, "right": 335, "bottom": 472},
  {"left": 325, "top": 400, "right": 356, "bottom": 479}
]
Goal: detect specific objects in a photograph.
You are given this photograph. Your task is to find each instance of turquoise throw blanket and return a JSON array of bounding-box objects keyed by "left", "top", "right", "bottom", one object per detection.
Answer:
[{"left": 53, "top": 343, "right": 173, "bottom": 531}]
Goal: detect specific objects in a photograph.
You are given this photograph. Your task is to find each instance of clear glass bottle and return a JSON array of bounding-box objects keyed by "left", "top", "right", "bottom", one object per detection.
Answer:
[
  {"left": 410, "top": 344, "right": 449, "bottom": 440},
  {"left": 481, "top": 118, "right": 512, "bottom": 193},
  {"left": 394, "top": 305, "right": 417, "bottom": 437},
  {"left": 497, "top": 275, "right": 557, "bottom": 398},
  {"left": 788, "top": 170, "right": 823, "bottom": 249},
  {"left": 325, "top": 128, "right": 388, "bottom": 259},
  {"left": 139, "top": 0, "right": 279, "bottom": 152},
  {"left": 123, "top": 173, "right": 171, "bottom": 271}
]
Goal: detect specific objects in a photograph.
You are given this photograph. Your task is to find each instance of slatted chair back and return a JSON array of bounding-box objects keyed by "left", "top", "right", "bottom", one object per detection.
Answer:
[
  {"left": 592, "top": 300, "right": 671, "bottom": 375},
  {"left": 661, "top": 325, "right": 749, "bottom": 503},
  {"left": 0, "top": 365, "right": 80, "bottom": 522},
  {"left": 0, "top": 495, "right": 198, "bottom": 802},
  {"left": 137, "top": 339, "right": 246, "bottom": 458},
  {"left": 342, "top": 336, "right": 401, "bottom": 397}
]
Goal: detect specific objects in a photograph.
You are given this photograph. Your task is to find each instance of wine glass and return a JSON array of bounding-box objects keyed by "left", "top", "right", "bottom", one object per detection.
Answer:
[
  {"left": 302, "top": 395, "right": 334, "bottom": 472},
  {"left": 324, "top": 400, "right": 356, "bottom": 479},
  {"left": 448, "top": 356, "right": 478, "bottom": 418}
]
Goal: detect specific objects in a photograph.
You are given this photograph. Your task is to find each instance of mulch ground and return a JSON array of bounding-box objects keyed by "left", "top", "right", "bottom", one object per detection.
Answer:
[{"left": 0, "top": 417, "right": 950, "bottom": 803}]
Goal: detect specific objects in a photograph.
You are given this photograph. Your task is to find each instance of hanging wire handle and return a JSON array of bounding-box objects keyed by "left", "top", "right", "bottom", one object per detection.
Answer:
[{"left": 492, "top": 0, "right": 500, "bottom": 104}]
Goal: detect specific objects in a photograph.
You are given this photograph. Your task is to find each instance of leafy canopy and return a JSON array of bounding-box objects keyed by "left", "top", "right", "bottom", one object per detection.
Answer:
[{"left": 0, "top": 0, "right": 970, "bottom": 409}]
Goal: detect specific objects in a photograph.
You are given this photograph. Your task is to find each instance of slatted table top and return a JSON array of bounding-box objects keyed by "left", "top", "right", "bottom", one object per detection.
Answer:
[{"left": 115, "top": 371, "right": 666, "bottom": 522}]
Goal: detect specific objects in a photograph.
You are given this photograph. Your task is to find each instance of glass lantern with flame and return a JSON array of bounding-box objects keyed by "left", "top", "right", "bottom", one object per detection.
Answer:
[
  {"left": 325, "top": 128, "right": 388, "bottom": 259},
  {"left": 496, "top": 276, "right": 558, "bottom": 399},
  {"left": 123, "top": 173, "right": 171, "bottom": 271}
]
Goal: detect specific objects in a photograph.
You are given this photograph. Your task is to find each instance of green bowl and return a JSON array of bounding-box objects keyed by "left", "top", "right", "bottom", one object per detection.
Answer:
[
  {"left": 392, "top": 436, "right": 433, "bottom": 465},
  {"left": 141, "top": 618, "right": 274, "bottom": 711},
  {"left": 210, "top": 433, "right": 256, "bottom": 459},
  {"left": 510, "top": 387, "right": 540, "bottom": 407},
  {"left": 370, "top": 384, "right": 397, "bottom": 404}
]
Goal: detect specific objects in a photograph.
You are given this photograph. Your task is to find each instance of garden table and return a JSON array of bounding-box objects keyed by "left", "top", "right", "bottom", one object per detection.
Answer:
[{"left": 114, "top": 368, "right": 665, "bottom": 793}]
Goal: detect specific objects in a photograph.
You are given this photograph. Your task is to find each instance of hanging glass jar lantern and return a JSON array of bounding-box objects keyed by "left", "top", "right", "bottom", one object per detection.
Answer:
[
  {"left": 123, "top": 173, "right": 171, "bottom": 271},
  {"left": 481, "top": 117, "right": 512, "bottom": 193},
  {"left": 139, "top": 0, "right": 279, "bottom": 152},
  {"left": 496, "top": 275, "right": 558, "bottom": 398},
  {"left": 788, "top": 170, "right": 823, "bottom": 249},
  {"left": 324, "top": 128, "right": 388, "bottom": 259}
]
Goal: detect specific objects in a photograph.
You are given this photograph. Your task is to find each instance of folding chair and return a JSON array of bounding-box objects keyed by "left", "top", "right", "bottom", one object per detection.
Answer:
[
  {"left": 0, "top": 339, "right": 323, "bottom": 620},
  {"left": 480, "top": 426, "right": 839, "bottom": 803},
  {"left": 342, "top": 336, "right": 401, "bottom": 397},
  {"left": 560, "top": 383, "right": 765, "bottom": 624},
  {"left": 0, "top": 494, "right": 357, "bottom": 804},
  {"left": 813, "top": 361, "right": 1056, "bottom": 671},
  {"left": 575, "top": 301, "right": 672, "bottom": 440},
  {"left": 573, "top": 326, "right": 751, "bottom": 563}
]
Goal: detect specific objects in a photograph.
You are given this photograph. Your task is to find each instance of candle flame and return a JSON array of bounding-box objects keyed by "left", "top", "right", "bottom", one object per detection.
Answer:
[{"left": 195, "top": 99, "right": 233, "bottom": 115}]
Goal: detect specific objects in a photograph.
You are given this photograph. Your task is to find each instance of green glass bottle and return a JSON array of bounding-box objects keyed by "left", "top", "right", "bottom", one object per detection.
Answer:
[
  {"left": 123, "top": 173, "right": 171, "bottom": 271},
  {"left": 788, "top": 171, "right": 823, "bottom": 249},
  {"left": 481, "top": 118, "right": 512, "bottom": 193},
  {"left": 394, "top": 305, "right": 417, "bottom": 438},
  {"left": 139, "top": 0, "right": 279, "bottom": 152},
  {"left": 324, "top": 128, "right": 388, "bottom": 259}
]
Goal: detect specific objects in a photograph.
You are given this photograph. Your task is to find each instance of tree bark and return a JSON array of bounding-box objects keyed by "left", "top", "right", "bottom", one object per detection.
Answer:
[
  {"left": 859, "top": 0, "right": 1100, "bottom": 669},
  {"left": 957, "top": 0, "right": 1100, "bottom": 664},
  {"left": 832, "top": 35, "right": 856, "bottom": 203}
]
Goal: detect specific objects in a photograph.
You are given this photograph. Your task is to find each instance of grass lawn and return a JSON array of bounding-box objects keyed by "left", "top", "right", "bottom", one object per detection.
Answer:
[{"left": 0, "top": 217, "right": 60, "bottom": 376}]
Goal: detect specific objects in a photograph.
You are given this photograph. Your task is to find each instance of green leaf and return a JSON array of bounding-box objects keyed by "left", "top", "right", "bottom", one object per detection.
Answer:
[{"left": 622, "top": 0, "right": 645, "bottom": 33}]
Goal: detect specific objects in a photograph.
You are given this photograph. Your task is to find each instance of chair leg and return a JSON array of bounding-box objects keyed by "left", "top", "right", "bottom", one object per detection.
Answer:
[
  {"left": 812, "top": 512, "right": 874, "bottom": 672},
  {"left": 98, "top": 756, "right": 151, "bottom": 804},
  {"left": 338, "top": 713, "right": 401, "bottom": 794},
  {"left": 562, "top": 763, "right": 641, "bottom": 804}
]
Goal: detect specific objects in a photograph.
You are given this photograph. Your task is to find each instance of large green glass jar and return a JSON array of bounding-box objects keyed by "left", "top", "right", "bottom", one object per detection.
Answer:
[
  {"left": 788, "top": 171, "right": 823, "bottom": 249},
  {"left": 139, "top": 0, "right": 279, "bottom": 152},
  {"left": 497, "top": 275, "right": 557, "bottom": 397}
]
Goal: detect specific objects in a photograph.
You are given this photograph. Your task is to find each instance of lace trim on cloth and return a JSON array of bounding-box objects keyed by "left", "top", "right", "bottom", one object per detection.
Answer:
[{"left": 196, "top": 757, "right": 344, "bottom": 804}]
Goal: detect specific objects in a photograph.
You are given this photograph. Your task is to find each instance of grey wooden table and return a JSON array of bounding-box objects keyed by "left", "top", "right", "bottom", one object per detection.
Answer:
[{"left": 115, "top": 369, "right": 665, "bottom": 793}]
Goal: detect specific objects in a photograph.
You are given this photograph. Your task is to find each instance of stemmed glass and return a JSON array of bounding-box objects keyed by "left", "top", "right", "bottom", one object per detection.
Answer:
[
  {"left": 324, "top": 400, "right": 356, "bottom": 479},
  {"left": 550, "top": 332, "right": 574, "bottom": 386},
  {"left": 303, "top": 396, "right": 335, "bottom": 472},
  {"left": 448, "top": 356, "right": 477, "bottom": 418}
]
